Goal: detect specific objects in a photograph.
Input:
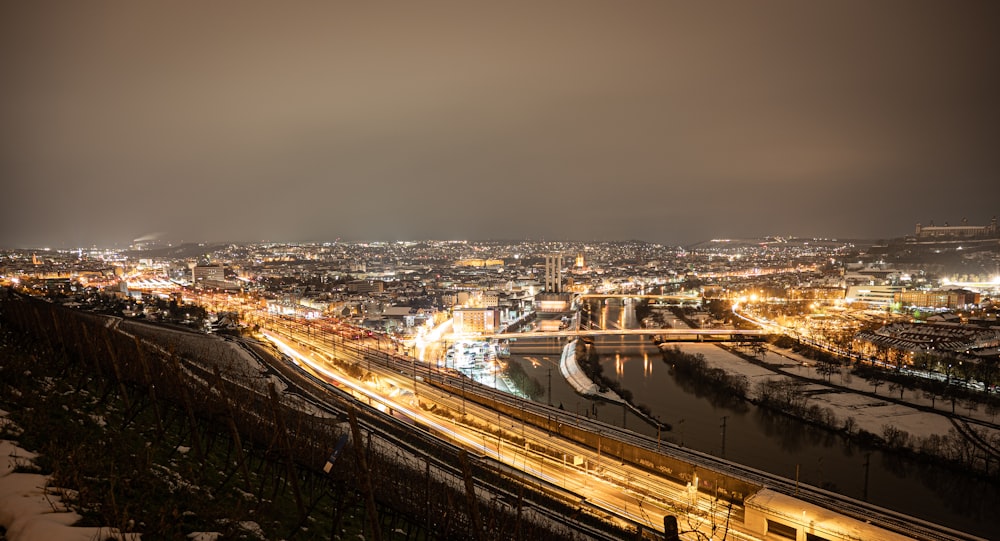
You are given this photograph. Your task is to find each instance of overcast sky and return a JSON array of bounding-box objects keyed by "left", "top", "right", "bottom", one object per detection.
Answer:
[{"left": 2, "top": 1, "right": 998, "bottom": 249}]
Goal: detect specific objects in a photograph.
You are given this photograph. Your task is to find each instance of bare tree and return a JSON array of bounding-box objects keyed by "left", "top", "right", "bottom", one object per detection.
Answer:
[
  {"left": 888, "top": 380, "right": 908, "bottom": 400},
  {"left": 815, "top": 358, "right": 839, "bottom": 382},
  {"left": 867, "top": 372, "right": 885, "bottom": 395}
]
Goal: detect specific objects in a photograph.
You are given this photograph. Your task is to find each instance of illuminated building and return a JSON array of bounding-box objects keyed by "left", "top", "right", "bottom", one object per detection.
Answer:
[
  {"left": 482, "top": 291, "right": 500, "bottom": 308},
  {"left": 347, "top": 280, "right": 384, "bottom": 294},
  {"left": 453, "top": 307, "right": 500, "bottom": 334},
  {"left": 535, "top": 293, "right": 571, "bottom": 313},
  {"left": 854, "top": 321, "right": 1000, "bottom": 361},
  {"left": 845, "top": 285, "right": 903, "bottom": 307},
  {"left": 744, "top": 489, "right": 913, "bottom": 541},
  {"left": 455, "top": 258, "right": 504, "bottom": 267},
  {"left": 124, "top": 276, "right": 179, "bottom": 292},
  {"left": 787, "top": 287, "right": 846, "bottom": 301},
  {"left": 914, "top": 216, "right": 998, "bottom": 239},
  {"left": 192, "top": 264, "right": 225, "bottom": 283},
  {"left": 535, "top": 289, "right": 574, "bottom": 332},
  {"left": 894, "top": 289, "right": 980, "bottom": 310}
]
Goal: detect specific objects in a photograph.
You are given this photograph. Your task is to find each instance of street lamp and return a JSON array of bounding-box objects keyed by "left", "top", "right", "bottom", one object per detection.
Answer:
[
  {"left": 596, "top": 431, "right": 602, "bottom": 472},
  {"left": 656, "top": 416, "right": 662, "bottom": 451}
]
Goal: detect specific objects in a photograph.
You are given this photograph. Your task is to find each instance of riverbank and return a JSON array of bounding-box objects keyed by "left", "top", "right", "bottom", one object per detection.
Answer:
[
  {"left": 656, "top": 307, "right": 1000, "bottom": 476},
  {"left": 561, "top": 338, "right": 673, "bottom": 432},
  {"left": 558, "top": 339, "right": 605, "bottom": 397},
  {"left": 661, "top": 340, "right": 1000, "bottom": 477}
]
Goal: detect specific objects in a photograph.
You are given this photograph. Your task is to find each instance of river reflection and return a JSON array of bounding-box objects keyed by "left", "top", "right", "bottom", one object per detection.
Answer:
[{"left": 668, "top": 360, "right": 749, "bottom": 412}]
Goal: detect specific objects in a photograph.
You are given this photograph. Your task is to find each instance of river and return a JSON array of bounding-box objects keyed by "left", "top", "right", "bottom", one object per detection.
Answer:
[{"left": 505, "top": 300, "right": 999, "bottom": 538}]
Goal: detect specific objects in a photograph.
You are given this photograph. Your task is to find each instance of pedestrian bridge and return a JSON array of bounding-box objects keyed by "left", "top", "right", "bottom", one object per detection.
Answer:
[
  {"left": 578, "top": 293, "right": 703, "bottom": 301},
  {"left": 487, "top": 328, "right": 771, "bottom": 340}
]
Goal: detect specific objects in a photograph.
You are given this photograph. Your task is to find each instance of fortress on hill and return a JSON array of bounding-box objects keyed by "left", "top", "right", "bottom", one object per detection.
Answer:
[{"left": 913, "top": 216, "right": 998, "bottom": 240}]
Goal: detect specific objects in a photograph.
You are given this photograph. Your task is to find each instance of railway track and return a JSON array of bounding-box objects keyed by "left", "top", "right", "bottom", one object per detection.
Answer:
[
  {"left": 263, "top": 321, "right": 989, "bottom": 541},
  {"left": 232, "top": 334, "right": 632, "bottom": 541},
  {"left": 431, "top": 363, "right": 987, "bottom": 541}
]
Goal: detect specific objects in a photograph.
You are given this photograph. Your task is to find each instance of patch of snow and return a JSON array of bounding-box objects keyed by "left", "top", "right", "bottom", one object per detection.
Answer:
[
  {"left": 151, "top": 464, "right": 198, "bottom": 494},
  {"left": 280, "top": 393, "right": 338, "bottom": 419},
  {"left": 0, "top": 440, "right": 141, "bottom": 541},
  {"left": 238, "top": 520, "right": 265, "bottom": 539},
  {"left": 1, "top": 440, "right": 38, "bottom": 476},
  {"left": 0, "top": 413, "right": 25, "bottom": 437},
  {"left": 187, "top": 533, "right": 222, "bottom": 541},
  {"left": 560, "top": 340, "right": 622, "bottom": 402},
  {"left": 268, "top": 374, "right": 288, "bottom": 393}
]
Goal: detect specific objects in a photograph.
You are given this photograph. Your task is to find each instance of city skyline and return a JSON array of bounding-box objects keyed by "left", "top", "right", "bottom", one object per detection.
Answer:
[{"left": 2, "top": 1, "right": 999, "bottom": 249}]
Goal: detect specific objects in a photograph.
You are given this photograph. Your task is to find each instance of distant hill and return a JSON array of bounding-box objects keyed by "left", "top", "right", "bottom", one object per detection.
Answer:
[
  {"left": 685, "top": 237, "right": 872, "bottom": 251},
  {"left": 125, "top": 242, "right": 228, "bottom": 259}
]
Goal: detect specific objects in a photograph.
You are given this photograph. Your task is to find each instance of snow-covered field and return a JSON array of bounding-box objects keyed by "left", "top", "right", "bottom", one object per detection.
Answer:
[{"left": 670, "top": 342, "right": 997, "bottom": 444}]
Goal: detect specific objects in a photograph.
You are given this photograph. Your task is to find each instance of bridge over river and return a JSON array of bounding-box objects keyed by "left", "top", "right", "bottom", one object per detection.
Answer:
[{"left": 488, "top": 328, "right": 771, "bottom": 341}]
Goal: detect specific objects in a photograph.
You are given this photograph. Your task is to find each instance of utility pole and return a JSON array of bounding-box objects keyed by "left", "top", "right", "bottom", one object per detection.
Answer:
[
  {"left": 720, "top": 415, "right": 728, "bottom": 457},
  {"left": 547, "top": 368, "right": 552, "bottom": 406},
  {"left": 411, "top": 355, "right": 417, "bottom": 396},
  {"left": 656, "top": 417, "right": 662, "bottom": 451},
  {"left": 863, "top": 453, "right": 871, "bottom": 501},
  {"left": 795, "top": 464, "right": 800, "bottom": 495},
  {"left": 596, "top": 432, "right": 602, "bottom": 472}
]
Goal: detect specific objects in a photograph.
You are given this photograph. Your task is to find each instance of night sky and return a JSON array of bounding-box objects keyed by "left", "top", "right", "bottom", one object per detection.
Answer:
[{"left": 2, "top": 1, "right": 998, "bottom": 249}]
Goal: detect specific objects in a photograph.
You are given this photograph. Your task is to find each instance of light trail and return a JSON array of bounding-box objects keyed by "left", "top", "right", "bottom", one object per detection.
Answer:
[
  {"left": 263, "top": 328, "right": 743, "bottom": 539},
  {"left": 413, "top": 318, "right": 452, "bottom": 362},
  {"left": 263, "top": 332, "right": 494, "bottom": 457}
]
